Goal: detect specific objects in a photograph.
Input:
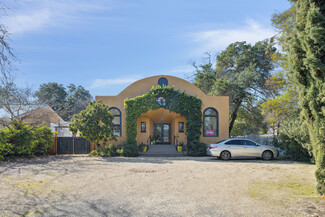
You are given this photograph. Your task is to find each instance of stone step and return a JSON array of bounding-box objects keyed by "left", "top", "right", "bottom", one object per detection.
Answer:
[{"left": 141, "top": 144, "right": 186, "bottom": 157}]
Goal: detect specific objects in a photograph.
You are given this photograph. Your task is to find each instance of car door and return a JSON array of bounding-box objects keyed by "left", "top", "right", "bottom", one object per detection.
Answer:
[
  {"left": 224, "top": 140, "right": 244, "bottom": 157},
  {"left": 242, "top": 140, "right": 263, "bottom": 157}
]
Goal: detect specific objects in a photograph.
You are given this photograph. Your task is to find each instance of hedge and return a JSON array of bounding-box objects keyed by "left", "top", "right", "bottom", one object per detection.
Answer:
[{"left": 0, "top": 121, "right": 56, "bottom": 160}]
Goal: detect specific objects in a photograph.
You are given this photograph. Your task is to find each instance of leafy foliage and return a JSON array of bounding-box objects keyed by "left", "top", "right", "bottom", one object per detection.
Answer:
[
  {"left": 120, "top": 143, "right": 138, "bottom": 157},
  {"left": 261, "top": 80, "right": 299, "bottom": 135},
  {"left": 288, "top": 0, "right": 325, "bottom": 194},
  {"left": 35, "top": 83, "right": 67, "bottom": 113},
  {"left": 271, "top": 3, "right": 296, "bottom": 50},
  {"left": 69, "top": 101, "right": 115, "bottom": 145},
  {"left": 107, "top": 144, "right": 118, "bottom": 156},
  {"left": 187, "top": 140, "right": 207, "bottom": 156},
  {"left": 231, "top": 107, "right": 267, "bottom": 137},
  {"left": 3, "top": 122, "right": 35, "bottom": 157},
  {"left": 0, "top": 131, "right": 13, "bottom": 160},
  {"left": 98, "top": 146, "right": 111, "bottom": 157},
  {"left": 0, "top": 122, "right": 55, "bottom": 160},
  {"left": 65, "top": 84, "right": 93, "bottom": 120},
  {"left": 35, "top": 82, "right": 92, "bottom": 120},
  {"left": 124, "top": 86, "right": 202, "bottom": 156},
  {"left": 88, "top": 143, "right": 138, "bottom": 157},
  {"left": 275, "top": 117, "right": 312, "bottom": 162},
  {"left": 262, "top": 0, "right": 311, "bottom": 163},
  {"left": 32, "top": 126, "right": 56, "bottom": 156},
  {"left": 89, "top": 150, "right": 99, "bottom": 156},
  {"left": 193, "top": 40, "right": 276, "bottom": 135}
]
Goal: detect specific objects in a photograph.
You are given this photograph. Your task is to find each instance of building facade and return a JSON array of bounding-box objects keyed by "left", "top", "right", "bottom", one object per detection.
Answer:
[{"left": 96, "top": 75, "right": 229, "bottom": 145}]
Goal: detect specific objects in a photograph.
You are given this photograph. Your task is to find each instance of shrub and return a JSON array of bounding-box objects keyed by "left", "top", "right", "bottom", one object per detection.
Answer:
[
  {"left": 0, "top": 122, "right": 56, "bottom": 160},
  {"left": 108, "top": 144, "right": 118, "bottom": 156},
  {"left": 89, "top": 150, "right": 99, "bottom": 156},
  {"left": 90, "top": 143, "right": 138, "bottom": 157},
  {"left": 119, "top": 143, "right": 138, "bottom": 157},
  {"left": 187, "top": 140, "right": 207, "bottom": 156},
  {"left": 275, "top": 118, "right": 313, "bottom": 162},
  {"left": 32, "top": 126, "right": 56, "bottom": 156},
  {"left": 98, "top": 146, "right": 111, "bottom": 157},
  {"left": 4, "top": 122, "right": 35, "bottom": 157},
  {"left": 0, "top": 131, "right": 13, "bottom": 160},
  {"left": 116, "top": 145, "right": 124, "bottom": 156}
]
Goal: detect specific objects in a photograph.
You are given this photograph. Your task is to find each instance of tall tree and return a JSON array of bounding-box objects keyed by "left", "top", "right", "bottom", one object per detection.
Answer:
[
  {"left": 0, "top": 78, "right": 38, "bottom": 128},
  {"left": 0, "top": 2, "right": 14, "bottom": 76},
  {"left": 261, "top": 72, "right": 299, "bottom": 135},
  {"left": 194, "top": 40, "right": 276, "bottom": 135},
  {"left": 65, "top": 84, "right": 92, "bottom": 120},
  {"left": 35, "top": 82, "right": 93, "bottom": 120},
  {"left": 288, "top": 0, "right": 325, "bottom": 194},
  {"left": 69, "top": 101, "right": 114, "bottom": 147},
  {"left": 0, "top": 1, "right": 16, "bottom": 110},
  {"left": 35, "top": 82, "right": 67, "bottom": 113}
]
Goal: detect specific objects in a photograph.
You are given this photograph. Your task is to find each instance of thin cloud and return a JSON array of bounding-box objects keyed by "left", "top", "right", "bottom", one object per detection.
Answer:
[
  {"left": 167, "top": 65, "right": 194, "bottom": 74},
  {"left": 3, "top": 0, "right": 120, "bottom": 34},
  {"left": 90, "top": 65, "right": 194, "bottom": 89},
  {"left": 90, "top": 77, "right": 141, "bottom": 89},
  {"left": 5, "top": 9, "right": 52, "bottom": 34},
  {"left": 186, "top": 19, "right": 276, "bottom": 55}
]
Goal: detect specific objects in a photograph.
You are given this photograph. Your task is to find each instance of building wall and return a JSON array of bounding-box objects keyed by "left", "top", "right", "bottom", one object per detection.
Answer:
[{"left": 96, "top": 75, "right": 229, "bottom": 146}]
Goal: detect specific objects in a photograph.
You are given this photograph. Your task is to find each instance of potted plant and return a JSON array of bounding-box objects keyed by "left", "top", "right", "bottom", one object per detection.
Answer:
[
  {"left": 176, "top": 142, "right": 183, "bottom": 152},
  {"left": 139, "top": 143, "right": 148, "bottom": 152}
]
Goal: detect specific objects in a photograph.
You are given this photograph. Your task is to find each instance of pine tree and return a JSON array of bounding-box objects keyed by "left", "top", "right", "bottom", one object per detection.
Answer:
[{"left": 289, "top": 0, "right": 325, "bottom": 194}]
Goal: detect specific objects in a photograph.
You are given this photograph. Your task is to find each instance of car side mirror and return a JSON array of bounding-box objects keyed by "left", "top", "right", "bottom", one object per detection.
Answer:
[{"left": 256, "top": 144, "right": 260, "bottom": 146}]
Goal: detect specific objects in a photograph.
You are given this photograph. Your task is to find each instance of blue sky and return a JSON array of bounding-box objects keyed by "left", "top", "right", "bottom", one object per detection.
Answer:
[{"left": 4, "top": 0, "right": 291, "bottom": 96}]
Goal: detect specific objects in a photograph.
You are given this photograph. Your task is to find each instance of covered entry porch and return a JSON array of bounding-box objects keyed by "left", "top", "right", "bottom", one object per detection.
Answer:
[{"left": 136, "top": 108, "right": 186, "bottom": 145}]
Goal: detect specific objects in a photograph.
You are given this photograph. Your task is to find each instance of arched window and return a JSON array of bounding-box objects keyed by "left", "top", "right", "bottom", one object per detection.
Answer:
[
  {"left": 203, "top": 107, "right": 218, "bottom": 137},
  {"left": 109, "top": 107, "right": 121, "bottom": 137}
]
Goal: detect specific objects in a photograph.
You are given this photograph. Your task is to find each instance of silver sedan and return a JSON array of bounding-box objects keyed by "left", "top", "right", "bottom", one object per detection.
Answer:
[{"left": 206, "top": 138, "right": 279, "bottom": 160}]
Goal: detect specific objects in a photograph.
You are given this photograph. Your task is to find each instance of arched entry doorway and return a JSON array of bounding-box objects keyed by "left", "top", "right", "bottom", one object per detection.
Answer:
[{"left": 137, "top": 108, "right": 186, "bottom": 145}]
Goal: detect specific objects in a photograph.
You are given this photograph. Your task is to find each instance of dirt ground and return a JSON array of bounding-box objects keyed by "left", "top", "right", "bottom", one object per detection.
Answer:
[{"left": 0, "top": 156, "right": 323, "bottom": 217}]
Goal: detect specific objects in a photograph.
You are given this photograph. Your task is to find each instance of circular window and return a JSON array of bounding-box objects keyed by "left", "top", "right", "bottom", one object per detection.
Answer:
[
  {"left": 156, "top": 97, "right": 166, "bottom": 106},
  {"left": 158, "top": 77, "right": 168, "bottom": 87}
]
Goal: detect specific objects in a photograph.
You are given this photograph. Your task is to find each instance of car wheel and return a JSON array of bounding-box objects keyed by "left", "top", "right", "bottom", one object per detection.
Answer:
[
  {"left": 262, "top": 151, "right": 273, "bottom": 161},
  {"left": 220, "top": 151, "right": 231, "bottom": 160}
]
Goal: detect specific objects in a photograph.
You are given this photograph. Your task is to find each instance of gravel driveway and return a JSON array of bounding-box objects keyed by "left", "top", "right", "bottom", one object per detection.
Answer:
[{"left": 0, "top": 156, "right": 323, "bottom": 217}]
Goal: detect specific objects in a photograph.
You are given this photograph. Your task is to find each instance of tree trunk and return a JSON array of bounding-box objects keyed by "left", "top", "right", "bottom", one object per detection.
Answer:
[{"left": 229, "top": 99, "right": 242, "bottom": 136}]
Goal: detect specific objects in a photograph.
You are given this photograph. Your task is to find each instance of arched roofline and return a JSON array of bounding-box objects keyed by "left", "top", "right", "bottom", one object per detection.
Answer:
[{"left": 117, "top": 75, "right": 207, "bottom": 98}]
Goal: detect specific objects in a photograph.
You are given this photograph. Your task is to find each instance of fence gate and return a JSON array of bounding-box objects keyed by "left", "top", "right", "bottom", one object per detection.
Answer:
[
  {"left": 74, "top": 137, "right": 90, "bottom": 154},
  {"left": 57, "top": 137, "right": 90, "bottom": 154}
]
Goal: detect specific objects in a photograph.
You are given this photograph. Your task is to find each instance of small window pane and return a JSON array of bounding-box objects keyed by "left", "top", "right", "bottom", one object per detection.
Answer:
[
  {"left": 113, "top": 125, "right": 121, "bottom": 137},
  {"left": 205, "top": 108, "right": 217, "bottom": 116},
  {"left": 110, "top": 108, "right": 120, "bottom": 116},
  {"left": 179, "top": 122, "right": 184, "bottom": 132},
  {"left": 141, "top": 122, "right": 146, "bottom": 132},
  {"left": 204, "top": 117, "right": 217, "bottom": 136},
  {"left": 112, "top": 117, "right": 120, "bottom": 125}
]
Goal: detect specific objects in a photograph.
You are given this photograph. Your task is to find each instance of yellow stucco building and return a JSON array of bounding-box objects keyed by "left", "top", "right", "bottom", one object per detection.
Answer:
[{"left": 96, "top": 75, "right": 229, "bottom": 145}]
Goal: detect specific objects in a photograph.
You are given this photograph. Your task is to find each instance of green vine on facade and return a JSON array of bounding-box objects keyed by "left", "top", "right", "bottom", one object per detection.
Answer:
[{"left": 124, "top": 86, "right": 202, "bottom": 154}]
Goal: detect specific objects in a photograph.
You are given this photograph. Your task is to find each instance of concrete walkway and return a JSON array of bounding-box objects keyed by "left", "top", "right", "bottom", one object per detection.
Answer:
[{"left": 141, "top": 144, "right": 185, "bottom": 157}]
